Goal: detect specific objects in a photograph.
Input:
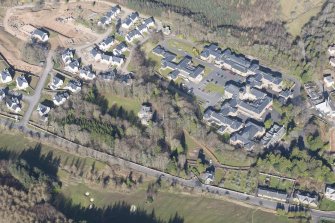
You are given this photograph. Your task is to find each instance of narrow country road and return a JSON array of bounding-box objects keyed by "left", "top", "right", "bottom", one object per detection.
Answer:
[{"left": 19, "top": 50, "right": 54, "bottom": 127}]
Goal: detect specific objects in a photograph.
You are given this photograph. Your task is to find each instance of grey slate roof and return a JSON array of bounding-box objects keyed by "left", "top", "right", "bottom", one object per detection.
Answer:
[
  {"left": 17, "top": 76, "right": 28, "bottom": 87},
  {"left": 258, "top": 188, "right": 287, "bottom": 200}
]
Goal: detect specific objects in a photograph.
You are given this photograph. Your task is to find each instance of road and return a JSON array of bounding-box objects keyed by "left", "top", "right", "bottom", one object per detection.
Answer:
[{"left": 19, "top": 50, "right": 54, "bottom": 127}]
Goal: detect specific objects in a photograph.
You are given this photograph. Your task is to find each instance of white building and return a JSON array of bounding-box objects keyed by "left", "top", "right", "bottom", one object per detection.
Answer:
[
  {"left": 16, "top": 75, "right": 29, "bottom": 90},
  {"left": 49, "top": 75, "right": 64, "bottom": 90},
  {"left": 330, "top": 57, "right": 335, "bottom": 67},
  {"left": 31, "top": 29, "right": 49, "bottom": 42},
  {"left": 62, "top": 48, "right": 74, "bottom": 65},
  {"left": 328, "top": 45, "right": 335, "bottom": 56},
  {"left": 65, "top": 79, "right": 82, "bottom": 93},
  {"left": 325, "top": 186, "right": 335, "bottom": 201},
  {"left": 37, "top": 103, "right": 51, "bottom": 117},
  {"left": 98, "top": 36, "right": 115, "bottom": 52},
  {"left": 53, "top": 92, "right": 69, "bottom": 106},
  {"left": 79, "top": 66, "right": 96, "bottom": 80},
  {"left": 5, "top": 97, "right": 21, "bottom": 113},
  {"left": 65, "top": 59, "right": 80, "bottom": 74},
  {"left": 0, "top": 69, "right": 12, "bottom": 83},
  {"left": 324, "top": 75, "right": 334, "bottom": 88}
]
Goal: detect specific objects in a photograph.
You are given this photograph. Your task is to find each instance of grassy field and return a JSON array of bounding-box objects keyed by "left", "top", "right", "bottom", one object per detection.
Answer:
[
  {"left": 100, "top": 93, "right": 142, "bottom": 113},
  {"left": 280, "top": 0, "right": 324, "bottom": 36},
  {"left": 319, "top": 199, "right": 335, "bottom": 211},
  {"left": 223, "top": 169, "right": 257, "bottom": 194},
  {"left": 0, "top": 132, "right": 107, "bottom": 173},
  {"left": 204, "top": 83, "right": 225, "bottom": 95},
  {"left": 62, "top": 182, "right": 294, "bottom": 223},
  {"left": 258, "top": 175, "right": 295, "bottom": 192},
  {"left": 213, "top": 148, "right": 255, "bottom": 167}
]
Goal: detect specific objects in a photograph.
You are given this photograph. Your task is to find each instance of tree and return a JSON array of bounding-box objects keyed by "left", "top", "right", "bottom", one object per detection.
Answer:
[{"left": 264, "top": 119, "right": 273, "bottom": 129}]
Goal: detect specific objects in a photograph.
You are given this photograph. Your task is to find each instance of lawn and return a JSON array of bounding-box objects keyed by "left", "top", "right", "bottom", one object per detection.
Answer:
[
  {"left": 0, "top": 132, "right": 107, "bottom": 173},
  {"left": 280, "top": 0, "right": 324, "bottom": 36},
  {"left": 62, "top": 182, "right": 294, "bottom": 223},
  {"left": 319, "top": 199, "right": 335, "bottom": 211},
  {"left": 213, "top": 148, "right": 255, "bottom": 167},
  {"left": 167, "top": 39, "right": 198, "bottom": 56},
  {"left": 204, "top": 83, "right": 225, "bottom": 95},
  {"left": 223, "top": 169, "right": 257, "bottom": 194},
  {"left": 100, "top": 93, "right": 142, "bottom": 113}
]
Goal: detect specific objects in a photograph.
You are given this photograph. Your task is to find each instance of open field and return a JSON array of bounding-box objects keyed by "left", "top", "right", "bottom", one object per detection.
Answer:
[
  {"left": 62, "top": 182, "right": 294, "bottom": 223},
  {"left": 280, "top": 0, "right": 324, "bottom": 36},
  {"left": 0, "top": 131, "right": 107, "bottom": 172},
  {"left": 258, "top": 175, "right": 295, "bottom": 193},
  {"left": 100, "top": 92, "right": 142, "bottom": 113},
  {"left": 204, "top": 83, "right": 225, "bottom": 95}
]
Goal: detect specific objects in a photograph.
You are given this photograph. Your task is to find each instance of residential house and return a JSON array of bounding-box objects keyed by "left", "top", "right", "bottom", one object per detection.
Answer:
[
  {"left": 230, "top": 121, "right": 265, "bottom": 151},
  {"left": 161, "top": 54, "right": 204, "bottom": 83},
  {"left": 49, "top": 75, "right": 64, "bottom": 90},
  {"left": 126, "top": 29, "right": 142, "bottom": 42},
  {"left": 98, "top": 16, "right": 110, "bottom": 26},
  {"left": 113, "top": 42, "right": 128, "bottom": 56},
  {"left": 200, "top": 44, "right": 222, "bottom": 62},
  {"left": 121, "top": 12, "right": 139, "bottom": 29},
  {"left": 16, "top": 75, "right": 29, "bottom": 90},
  {"left": 98, "top": 36, "right": 115, "bottom": 52},
  {"left": 162, "top": 26, "right": 171, "bottom": 35},
  {"left": 5, "top": 96, "right": 21, "bottom": 113},
  {"left": 203, "top": 109, "right": 243, "bottom": 134},
  {"left": 330, "top": 57, "right": 335, "bottom": 67},
  {"left": 218, "top": 49, "right": 258, "bottom": 77},
  {"left": 293, "top": 191, "right": 319, "bottom": 208},
  {"left": 37, "top": 103, "right": 51, "bottom": 117},
  {"left": 100, "top": 69, "right": 117, "bottom": 81},
  {"left": 62, "top": 48, "right": 74, "bottom": 65},
  {"left": 0, "top": 88, "right": 5, "bottom": 100},
  {"left": 257, "top": 188, "right": 287, "bottom": 202},
  {"left": 0, "top": 69, "right": 12, "bottom": 83},
  {"left": 328, "top": 45, "right": 335, "bottom": 56},
  {"left": 137, "top": 23, "right": 149, "bottom": 34},
  {"left": 279, "top": 89, "right": 294, "bottom": 103},
  {"left": 65, "top": 79, "right": 82, "bottom": 93},
  {"left": 224, "top": 82, "right": 240, "bottom": 99},
  {"left": 201, "top": 172, "right": 214, "bottom": 185},
  {"left": 257, "top": 70, "right": 283, "bottom": 93},
  {"left": 138, "top": 104, "right": 153, "bottom": 125},
  {"left": 143, "top": 17, "right": 155, "bottom": 28},
  {"left": 90, "top": 48, "right": 102, "bottom": 61},
  {"left": 79, "top": 66, "right": 96, "bottom": 80},
  {"left": 98, "top": 5, "right": 121, "bottom": 26},
  {"left": 324, "top": 75, "right": 334, "bottom": 88},
  {"left": 261, "top": 124, "right": 285, "bottom": 147},
  {"left": 65, "top": 59, "right": 80, "bottom": 74},
  {"left": 31, "top": 29, "right": 49, "bottom": 42},
  {"left": 325, "top": 186, "right": 335, "bottom": 201},
  {"left": 315, "top": 97, "right": 335, "bottom": 117},
  {"left": 53, "top": 92, "right": 69, "bottom": 106}
]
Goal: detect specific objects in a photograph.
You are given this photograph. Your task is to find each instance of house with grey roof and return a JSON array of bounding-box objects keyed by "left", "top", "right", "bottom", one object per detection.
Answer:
[
  {"left": 5, "top": 96, "right": 21, "bottom": 113},
  {"left": 126, "top": 29, "right": 142, "bottom": 42},
  {"left": 121, "top": 12, "right": 139, "bottom": 29},
  {"left": 90, "top": 48, "right": 102, "bottom": 61},
  {"left": 65, "top": 79, "right": 82, "bottom": 93},
  {"left": 65, "top": 59, "right": 80, "bottom": 74},
  {"left": 230, "top": 121, "right": 265, "bottom": 151},
  {"left": 31, "top": 29, "right": 49, "bottom": 42},
  {"left": 257, "top": 187, "right": 288, "bottom": 202},
  {"left": 138, "top": 104, "right": 153, "bottom": 126},
  {"left": 293, "top": 191, "right": 319, "bottom": 208},
  {"left": 203, "top": 109, "right": 243, "bottom": 134},
  {"left": 325, "top": 186, "right": 335, "bottom": 201},
  {"left": 98, "top": 5, "right": 121, "bottom": 27},
  {"left": 53, "top": 92, "right": 69, "bottom": 106},
  {"left": 257, "top": 70, "right": 283, "bottom": 92},
  {"left": 49, "top": 75, "right": 64, "bottom": 90},
  {"left": 224, "top": 82, "right": 240, "bottom": 99},
  {"left": 62, "top": 48, "right": 74, "bottom": 65},
  {"left": 0, "top": 88, "right": 5, "bottom": 101},
  {"left": 37, "top": 103, "right": 51, "bottom": 117},
  {"left": 143, "top": 17, "right": 155, "bottom": 28},
  {"left": 200, "top": 44, "right": 222, "bottom": 62},
  {"left": 261, "top": 124, "right": 285, "bottom": 147},
  {"left": 0, "top": 69, "right": 12, "bottom": 84},
  {"left": 98, "top": 36, "right": 115, "bottom": 52},
  {"left": 16, "top": 75, "right": 29, "bottom": 90},
  {"left": 100, "top": 69, "right": 117, "bottom": 81},
  {"left": 79, "top": 66, "right": 96, "bottom": 80},
  {"left": 98, "top": 16, "right": 110, "bottom": 26},
  {"left": 236, "top": 94, "right": 272, "bottom": 120},
  {"left": 218, "top": 49, "right": 257, "bottom": 77},
  {"left": 113, "top": 42, "right": 128, "bottom": 56}
]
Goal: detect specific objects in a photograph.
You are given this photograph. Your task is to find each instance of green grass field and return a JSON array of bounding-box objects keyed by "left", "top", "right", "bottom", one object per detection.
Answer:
[
  {"left": 62, "top": 182, "right": 294, "bottom": 223},
  {"left": 319, "top": 199, "right": 335, "bottom": 211},
  {"left": 100, "top": 93, "right": 142, "bottom": 113},
  {"left": 258, "top": 175, "right": 295, "bottom": 193},
  {"left": 204, "top": 83, "right": 225, "bottom": 95},
  {"left": 0, "top": 132, "right": 107, "bottom": 173}
]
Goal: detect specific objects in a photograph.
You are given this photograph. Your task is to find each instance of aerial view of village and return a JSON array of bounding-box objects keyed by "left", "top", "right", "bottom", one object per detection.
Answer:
[{"left": 0, "top": 0, "right": 335, "bottom": 222}]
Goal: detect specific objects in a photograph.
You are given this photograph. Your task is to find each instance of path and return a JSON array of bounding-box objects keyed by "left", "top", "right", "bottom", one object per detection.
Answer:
[{"left": 19, "top": 50, "right": 54, "bottom": 127}]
